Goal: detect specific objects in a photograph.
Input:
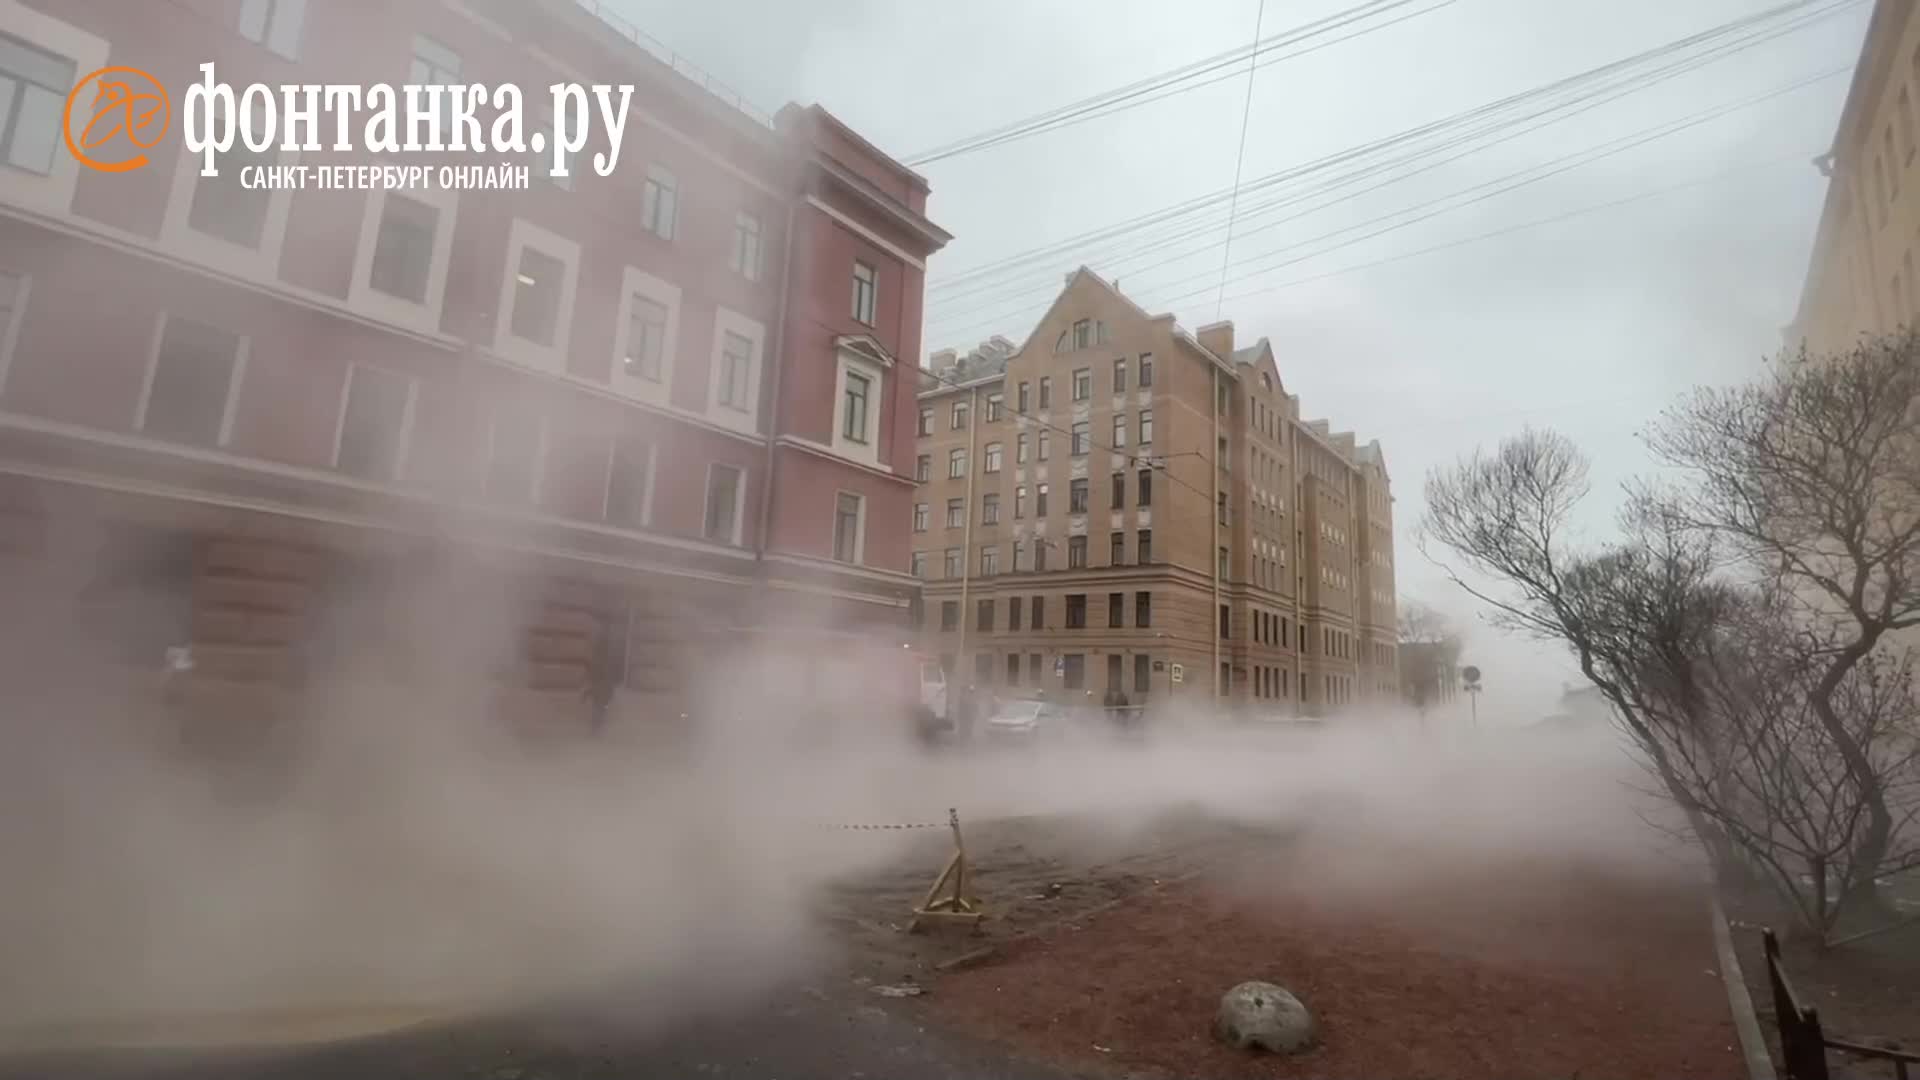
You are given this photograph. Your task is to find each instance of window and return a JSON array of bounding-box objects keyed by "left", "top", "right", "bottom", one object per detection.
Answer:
[
  {"left": 980, "top": 545, "right": 999, "bottom": 576},
  {"left": 976, "top": 598, "right": 993, "bottom": 632},
  {"left": 948, "top": 448, "right": 967, "bottom": 478},
  {"left": 1067, "top": 535, "right": 1087, "bottom": 569},
  {"left": 335, "top": 364, "right": 413, "bottom": 482},
  {"left": 1038, "top": 377, "right": 1052, "bottom": 409},
  {"left": 1139, "top": 353, "right": 1153, "bottom": 388},
  {"left": 915, "top": 454, "right": 931, "bottom": 482},
  {"left": 1032, "top": 597, "right": 1046, "bottom": 630},
  {"left": 1016, "top": 433, "right": 1029, "bottom": 464},
  {"left": 1137, "top": 529, "right": 1152, "bottom": 563},
  {"left": 1069, "top": 478, "right": 1089, "bottom": 513},
  {"left": 240, "top": 0, "right": 307, "bottom": 62},
  {"left": 1012, "top": 540, "right": 1027, "bottom": 571},
  {"left": 913, "top": 502, "right": 929, "bottom": 532},
  {"left": 1062, "top": 653, "right": 1085, "bottom": 690},
  {"left": 832, "top": 492, "right": 862, "bottom": 563},
  {"left": 1071, "top": 421, "right": 1089, "bottom": 457},
  {"left": 642, "top": 167, "right": 678, "bottom": 240},
  {"left": 485, "top": 406, "right": 543, "bottom": 504},
  {"left": 1112, "top": 412, "right": 1128, "bottom": 448},
  {"left": 985, "top": 393, "right": 1004, "bottom": 422},
  {"left": 974, "top": 652, "right": 994, "bottom": 686},
  {"left": 1904, "top": 89, "right": 1916, "bottom": 162},
  {"left": 946, "top": 498, "right": 965, "bottom": 528},
  {"left": 1218, "top": 546, "right": 1229, "bottom": 578},
  {"left": 702, "top": 464, "right": 744, "bottom": 543},
  {"left": 1139, "top": 409, "right": 1153, "bottom": 444},
  {"left": 1220, "top": 604, "right": 1230, "bottom": 639},
  {"left": 1065, "top": 594, "right": 1087, "bottom": 629},
  {"left": 509, "top": 247, "right": 566, "bottom": 346},
  {"left": 1110, "top": 531, "right": 1125, "bottom": 565},
  {"left": 0, "top": 32, "right": 70, "bottom": 176},
  {"left": 1034, "top": 540, "right": 1049, "bottom": 572},
  {"left": 1037, "top": 430, "right": 1051, "bottom": 461},
  {"left": 1072, "top": 319, "right": 1092, "bottom": 350},
  {"left": 940, "top": 601, "right": 959, "bottom": 631},
  {"left": 951, "top": 400, "right": 970, "bottom": 429},
  {"left": 1111, "top": 472, "right": 1125, "bottom": 510},
  {"left": 715, "top": 330, "right": 755, "bottom": 411},
  {"left": 0, "top": 270, "right": 21, "bottom": 385},
  {"left": 731, "top": 212, "right": 762, "bottom": 281},
  {"left": 1009, "top": 596, "right": 1023, "bottom": 630},
  {"left": 605, "top": 437, "right": 653, "bottom": 527},
  {"left": 1108, "top": 592, "right": 1124, "bottom": 629},
  {"left": 982, "top": 492, "right": 1000, "bottom": 525},
  {"left": 187, "top": 106, "right": 274, "bottom": 247},
  {"left": 1138, "top": 469, "right": 1152, "bottom": 507},
  {"left": 1014, "top": 486, "right": 1027, "bottom": 519},
  {"left": 917, "top": 408, "right": 933, "bottom": 437},
  {"left": 1072, "top": 367, "right": 1091, "bottom": 401},
  {"left": 1018, "top": 382, "right": 1031, "bottom": 412},
  {"left": 1029, "top": 652, "right": 1044, "bottom": 682},
  {"left": 142, "top": 317, "right": 242, "bottom": 448},
  {"left": 1112, "top": 358, "right": 1127, "bottom": 392},
  {"left": 852, "top": 261, "right": 877, "bottom": 325},
  {"left": 944, "top": 548, "right": 963, "bottom": 578},
  {"left": 841, "top": 371, "right": 871, "bottom": 443},
  {"left": 1134, "top": 653, "right": 1151, "bottom": 694},
  {"left": 1007, "top": 653, "right": 1021, "bottom": 686},
  {"left": 1135, "top": 591, "right": 1151, "bottom": 628},
  {"left": 624, "top": 294, "right": 669, "bottom": 380},
  {"left": 1107, "top": 653, "right": 1123, "bottom": 691},
  {"left": 910, "top": 551, "right": 927, "bottom": 578},
  {"left": 409, "top": 33, "right": 461, "bottom": 85},
  {"left": 1218, "top": 491, "right": 1229, "bottom": 525},
  {"left": 1218, "top": 435, "right": 1230, "bottom": 471},
  {"left": 1036, "top": 483, "right": 1050, "bottom": 516},
  {"left": 984, "top": 442, "right": 1003, "bottom": 473}
]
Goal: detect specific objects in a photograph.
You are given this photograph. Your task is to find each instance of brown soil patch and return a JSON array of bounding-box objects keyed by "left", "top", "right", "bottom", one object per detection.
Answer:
[{"left": 926, "top": 852, "right": 1743, "bottom": 1080}]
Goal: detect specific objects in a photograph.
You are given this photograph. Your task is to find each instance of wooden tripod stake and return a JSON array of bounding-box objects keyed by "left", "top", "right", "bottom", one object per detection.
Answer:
[{"left": 910, "top": 808, "right": 984, "bottom": 933}]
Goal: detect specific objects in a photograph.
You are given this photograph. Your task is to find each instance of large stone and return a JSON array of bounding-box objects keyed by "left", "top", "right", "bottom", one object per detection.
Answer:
[{"left": 1213, "top": 980, "right": 1316, "bottom": 1054}]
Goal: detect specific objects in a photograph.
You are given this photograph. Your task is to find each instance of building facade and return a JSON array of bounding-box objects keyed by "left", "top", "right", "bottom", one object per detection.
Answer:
[
  {"left": 1788, "top": 0, "right": 1920, "bottom": 351},
  {"left": 0, "top": 0, "right": 947, "bottom": 722},
  {"left": 912, "top": 270, "right": 1396, "bottom": 715}
]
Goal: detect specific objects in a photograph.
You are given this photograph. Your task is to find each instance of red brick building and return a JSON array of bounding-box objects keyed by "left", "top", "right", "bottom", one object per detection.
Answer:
[{"left": 0, "top": 0, "right": 948, "bottom": 720}]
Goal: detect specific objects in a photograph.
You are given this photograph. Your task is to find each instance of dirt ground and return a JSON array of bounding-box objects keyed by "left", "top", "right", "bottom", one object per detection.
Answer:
[{"left": 823, "top": 813, "right": 1746, "bottom": 1080}]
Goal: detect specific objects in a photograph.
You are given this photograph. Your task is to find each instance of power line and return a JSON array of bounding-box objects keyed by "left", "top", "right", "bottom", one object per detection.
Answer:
[
  {"left": 928, "top": 54, "right": 1851, "bottom": 345},
  {"left": 923, "top": 0, "right": 1848, "bottom": 302},
  {"left": 1217, "top": 0, "right": 1271, "bottom": 320},
  {"left": 901, "top": 0, "right": 1454, "bottom": 167},
  {"left": 926, "top": 0, "right": 1856, "bottom": 322}
]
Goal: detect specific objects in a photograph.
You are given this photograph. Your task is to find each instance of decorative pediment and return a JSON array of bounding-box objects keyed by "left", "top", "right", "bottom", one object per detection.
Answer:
[{"left": 835, "top": 333, "right": 895, "bottom": 369}]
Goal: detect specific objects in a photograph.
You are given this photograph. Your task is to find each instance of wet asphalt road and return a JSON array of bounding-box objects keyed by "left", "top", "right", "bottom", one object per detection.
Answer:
[{"left": 0, "top": 981, "right": 1087, "bottom": 1080}]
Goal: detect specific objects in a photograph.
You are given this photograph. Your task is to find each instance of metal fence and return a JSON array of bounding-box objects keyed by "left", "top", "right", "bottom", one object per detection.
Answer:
[{"left": 1764, "top": 928, "right": 1918, "bottom": 1080}]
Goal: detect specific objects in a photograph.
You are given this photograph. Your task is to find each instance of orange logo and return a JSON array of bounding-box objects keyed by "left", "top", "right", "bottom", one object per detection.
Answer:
[{"left": 64, "top": 67, "right": 171, "bottom": 173}]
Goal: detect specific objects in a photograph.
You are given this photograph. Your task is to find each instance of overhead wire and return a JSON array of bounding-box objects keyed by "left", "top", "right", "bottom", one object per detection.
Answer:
[{"left": 1216, "top": 0, "right": 1272, "bottom": 320}]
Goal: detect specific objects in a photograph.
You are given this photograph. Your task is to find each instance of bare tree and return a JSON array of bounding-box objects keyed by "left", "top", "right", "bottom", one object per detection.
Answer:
[
  {"left": 1423, "top": 417, "right": 1920, "bottom": 941},
  {"left": 1397, "top": 600, "right": 1463, "bottom": 713}
]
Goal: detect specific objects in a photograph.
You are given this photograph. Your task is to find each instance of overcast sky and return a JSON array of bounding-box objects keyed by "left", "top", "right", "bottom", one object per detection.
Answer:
[{"left": 609, "top": 0, "right": 1868, "bottom": 720}]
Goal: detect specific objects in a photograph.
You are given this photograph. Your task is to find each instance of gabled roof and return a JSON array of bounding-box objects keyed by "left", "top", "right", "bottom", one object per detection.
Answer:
[{"left": 1011, "top": 267, "right": 1236, "bottom": 374}]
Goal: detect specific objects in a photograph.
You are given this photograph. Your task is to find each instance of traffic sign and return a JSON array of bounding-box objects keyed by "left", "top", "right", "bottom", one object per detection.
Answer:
[{"left": 1170, "top": 663, "right": 1185, "bottom": 685}]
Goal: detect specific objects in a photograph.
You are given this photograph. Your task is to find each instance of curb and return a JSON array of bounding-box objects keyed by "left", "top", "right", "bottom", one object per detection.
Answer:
[{"left": 1711, "top": 894, "right": 1777, "bottom": 1080}]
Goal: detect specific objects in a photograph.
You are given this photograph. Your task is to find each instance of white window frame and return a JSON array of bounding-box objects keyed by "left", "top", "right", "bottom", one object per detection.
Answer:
[
  {"left": 831, "top": 489, "right": 866, "bottom": 564},
  {"left": 702, "top": 462, "right": 746, "bottom": 546},
  {"left": 704, "top": 307, "right": 765, "bottom": 435},
  {"left": 348, "top": 184, "right": 458, "bottom": 336},
  {"left": 601, "top": 434, "right": 657, "bottom": 529},
  {"left": 159, "top": 97, "right": 299, "bottom": 280},
  {"left": 0, "top": 269, "right": 28, "bottom": 396},
  {"left": 134, "top": 312, "right": 249, "bottom": 449},
  {"left": 238, "top": 0, "right": 306, "bottom": 59},
  {"left": 0, "top": 5, "right": 103, "bottom": 216},
  {"left": 493, "top": 217, "right": 580, "bottom": 376},
  {"left": 830, "top": 346, "right": 885, "bottom": 467},
  {"left": 329, "top": 361, "right": 419, "bottom": 483},
  {"left": 610, "top": 267, "right": 681, "bottom": 407},
  {"left": 642, "top": 165, "right": 678, "bottom": 241}
]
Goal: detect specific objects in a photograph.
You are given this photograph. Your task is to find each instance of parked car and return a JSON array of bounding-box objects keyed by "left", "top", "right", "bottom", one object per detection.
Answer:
[{"left": 984, "top": 698, "right": 1071, "bottom": 740}]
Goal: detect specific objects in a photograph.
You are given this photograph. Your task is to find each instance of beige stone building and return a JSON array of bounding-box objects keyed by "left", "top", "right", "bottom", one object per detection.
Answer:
[
  {"left": 1789, "top": 0, "right": 1920, "bottom": 352},
  {"left": 911, "top": 270, "right": 1396, "bottom": 714}
]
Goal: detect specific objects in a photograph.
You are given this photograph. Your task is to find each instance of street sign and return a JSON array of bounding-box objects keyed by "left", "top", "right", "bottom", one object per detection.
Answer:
[{"left": 1170, "top": 663, "right": 1184, "bottom": 685}]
